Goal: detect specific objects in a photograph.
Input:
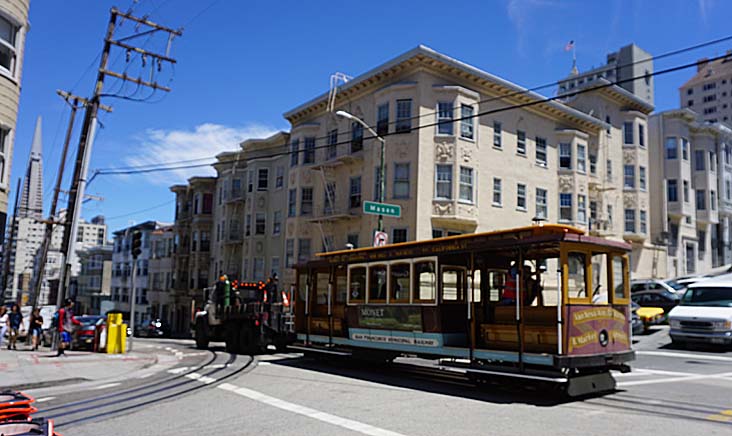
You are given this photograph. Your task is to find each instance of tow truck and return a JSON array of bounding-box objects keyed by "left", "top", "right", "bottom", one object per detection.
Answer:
[{"left": 192, "top": 275, "right": 295, "bottom": 354}]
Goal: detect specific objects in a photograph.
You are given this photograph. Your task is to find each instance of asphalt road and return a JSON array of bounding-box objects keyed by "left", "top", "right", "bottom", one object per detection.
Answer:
[{"left": 31, "top": 328, "right": 732, "bottom": 435}]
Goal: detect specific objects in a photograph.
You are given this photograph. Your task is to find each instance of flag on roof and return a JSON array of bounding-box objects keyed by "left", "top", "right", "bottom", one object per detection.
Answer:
[{"left": 564, "top": 40, "right": 575, "bottom": 52}]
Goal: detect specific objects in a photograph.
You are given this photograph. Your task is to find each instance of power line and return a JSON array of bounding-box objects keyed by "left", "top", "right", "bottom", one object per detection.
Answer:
[
  {"left": 92, "top": 34, "right": 732, "bottom": 175},
  {"left": 105, "top": 199, "right": 175, "bottom": 221},
  {"left": 94, "top": 48, "right": 732, "bottom": 177}
]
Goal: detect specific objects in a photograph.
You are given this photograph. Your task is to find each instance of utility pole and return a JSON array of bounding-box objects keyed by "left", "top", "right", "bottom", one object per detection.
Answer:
[
  {"left": 1, "top": 177, "right": 22, "bottom": 301},
  {"left": 30, "top": 91, "right": 111, "bottom": 312},
  {"left": 56, "top": 8, "right": 182, "bottom": 310}
]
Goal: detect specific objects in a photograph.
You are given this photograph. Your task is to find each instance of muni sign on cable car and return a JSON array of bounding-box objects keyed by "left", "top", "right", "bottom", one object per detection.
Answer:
[{"left": 363, "top": 201, "right": 401, "bottom": 218}]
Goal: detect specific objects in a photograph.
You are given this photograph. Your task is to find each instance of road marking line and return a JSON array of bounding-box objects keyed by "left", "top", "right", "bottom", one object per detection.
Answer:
[
  {"left": 208, "top": 364, "right": 227, "bottom": 369},
  {"left": 613, "top": 368, "right": 695, "bottom": 377},
  {"left": 185, "top": 372, "right": 217, "bottom": 384},
  {"left": 167, "top": 366, "right": 189, "bottom": 374},
  {"left": 618, "top": 371, "right": 732, "bottom": 387},
  {"left": 91, "top": 382, "right": 121, "bottom": 390},
  {"left": 257, "top": 361, "right": 271, "bottom": 366},
  {"left": 218, "top": 383, "right": 407, "bottom": 436},
  {"left": 138, "top": 373, "right": 154, "bottom": 379},
  {"left": 636, "top": 351, "right": 732, "bottom": 362},
  {"left": 35, "top": 397, "right": 55, "bottom": 403}
]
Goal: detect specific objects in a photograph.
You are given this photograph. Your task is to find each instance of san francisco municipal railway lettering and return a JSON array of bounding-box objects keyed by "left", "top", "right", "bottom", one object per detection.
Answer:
[{"left": 351, "top": 333, "right": 439, "bottom": 347}]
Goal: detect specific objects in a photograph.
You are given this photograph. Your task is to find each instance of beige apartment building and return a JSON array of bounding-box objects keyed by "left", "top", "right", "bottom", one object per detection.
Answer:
[
  {"left": 680, "top": 52, "right": 732, "bottom": 124},
  {"left": 282, "top": 45, "right": 659, "bottom": 284},
  {"left": 648, "top": 109, "right": 732, "bottom": 277},
  {"left": 0, "top": 0, "right": 30, "bottom": 238},
  {"left": 210, "top": 132, "right": 290, "bottom": 283},
  {"left": 170, "top": 177, "right": 214, "bottom": 332},
  {"left": 148, "top": 225, "right": 175, "bottom": 325}
]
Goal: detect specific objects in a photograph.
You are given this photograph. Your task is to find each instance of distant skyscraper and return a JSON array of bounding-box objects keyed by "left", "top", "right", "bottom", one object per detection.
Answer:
[{"left": 18, "top": 116, "right": 43, "bottom": 219}]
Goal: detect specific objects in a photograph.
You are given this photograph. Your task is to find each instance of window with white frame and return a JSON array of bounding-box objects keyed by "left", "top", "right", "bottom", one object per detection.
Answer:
[
  {"left": 253, "top": 258, "right": 265, "bottom": 281},
  {"left": 536, "top": 137, "right": 547, "bottom": 166},
  {"left": 459, "top": 166, "right": 474, "bottom": 203},
  {"left": 682, "top": 138, "right": 689, "bottom": 160},
  {"left": 667, "top": 180, "right": 678, "bottom": 202},
  {"left": 517, "top": 183, "right": 527, "bottom": 210},
  {"left": 297, "top": 238, "right": 311, "bottom": 263},
  {"left": 577, "top": 194, "right": 587, "bottom": 223},
  {"left": 624, "top": 209, "right": 636, "bottom": 233},
  {"left": 285, "top": 239, "right": 294, "bottom": 267},
  {"left": 275, "top": 166, "right": 284, "bottom": 188},
  {"left": 559, "top": 193, "right": 572, "bottom": 221},
  {"left": 535, "top": 188, "right": 547, "bottom": 219},
  {"left": 638, "top": 124, "right": 645, "bottom": 147},
  {"left": 695, "top": 150, "right": 705, "bottom": 171},
  {"left": 327, "top": 129, "right": 338, "bottom": 160},
  {"left": 304, "top": 137, "right": 316, "bottom": 164},
  {"left": 559, "top": 142, "right": 572, "bottom": 169},
  {"left": 290, "top": 138, "right": 299, "bottom": 167},
  {"left": 437, "top": 102, "right": 453, "bottom": 135},
  {"left": 377, "top": 103, "right": 389, "bottom": 136},
  {"left": 492, "top": 177, "right": 502, "bottom": 205},
  {"left": 493, "top": 121, "right": 502, "bottom": 148},
  {"left": 624, "top": 165, "right": 635, "bottom": 189},
  {"left": 640, "top": 210, "right": 647, "bottom": 233},
  {"left": 394, "top": 163, "right": 410, "bottom": 199},
  {"left": 577, "top": 143, "right": 586, "bottom": 173},
  {"left": 517, "top": 130, "right": 526, "bottom": 155},
  {"left": 392, "top": 228, "right": 407, "bottom": 243},
  {"left": 589, "top": 153, "right": 597, "bottom": 175},
  {"left": 0, "top": 16, "right": 19, "bottom": 76},
  {"left": 435, "top": 164, "right": 453, "bottom": 199},
  {"left": 665, "top": 137, "right": 678, "bottom": 159},
  {"left": 349, "top": 176, "right": 362, "bottom": 208},
  {"left": 301, "top": 187, "right": 313, "bottom": 215},
  {"left": 257, "top": 168, "right": 269, "bottom": 191},
  {"left": 396, "top": 99, "right": 412, "bottom": 133},
  {"left": 273, "top": 211, "right": 282, "bottom": 235},
  {"left": 696, "top": 189, "right": 706, "bottom": 210},
  {"left": 288, "top": 189, "right": 296, "bottom": 217},
  {"left": 623, "top": 122, "right": 634, "bottom": 145},
  {"left": 639, "top": 166, "right": 646, "bottom": 190},
  {"left": 351, "top": 121, "right": 363, "bottom": 153},
  {"left": 460, "top": 104, "right": 474, "bottom": 139}
]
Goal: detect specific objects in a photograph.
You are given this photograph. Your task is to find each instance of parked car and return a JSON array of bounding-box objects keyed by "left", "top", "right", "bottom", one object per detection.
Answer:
[
  {"left": 630, "top": 279, "right": 680, "bottom": 295},
  {"left": 668, "top": 274, "right": 732, "bottom": 347},
  {"left": 631, "top": 302, "right": 644, "bottom": 335},
  {"left": 136, "top": 319, "right": 171, "bottom": 338},
  {"left": 70, "top": 315, "right": 104, "bottom": 351},
  {"left": 631, "top": 289, "right": 680, "bottom": 315}
]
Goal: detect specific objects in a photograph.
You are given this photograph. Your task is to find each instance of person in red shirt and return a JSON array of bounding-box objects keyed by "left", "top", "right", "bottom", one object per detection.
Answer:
[{"left": 57, "top": 298, "right": 81, "bottom": 357}]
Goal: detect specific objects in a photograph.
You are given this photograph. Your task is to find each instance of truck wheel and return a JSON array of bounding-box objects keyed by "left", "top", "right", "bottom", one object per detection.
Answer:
[{"left": 195, "top": 319, "right": 209, "bottom": 350}]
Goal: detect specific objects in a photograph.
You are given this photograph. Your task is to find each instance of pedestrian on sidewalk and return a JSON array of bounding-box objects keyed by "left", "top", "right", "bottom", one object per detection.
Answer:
[
  {"left": 29, "top": 307, "right": 43, "bottom": 351},
  {"left": 7, "top": 304, "right": 23, "bottom": 350},
  {"left": 0, "top": 306, "right": 8, "bottom": 349},
  {"left": 57, "top": 298, "right": 80, "bottom": 357}
]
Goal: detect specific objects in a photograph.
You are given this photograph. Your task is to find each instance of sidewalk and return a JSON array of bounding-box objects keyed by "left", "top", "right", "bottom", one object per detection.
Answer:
[{"left": 0, "top": 343, "right": 161, "bottom": 391}]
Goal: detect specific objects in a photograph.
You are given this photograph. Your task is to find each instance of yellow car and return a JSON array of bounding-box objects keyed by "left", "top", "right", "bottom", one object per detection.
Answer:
[{"left": 636, "top": 306, "right": 665, "bottom": 331}]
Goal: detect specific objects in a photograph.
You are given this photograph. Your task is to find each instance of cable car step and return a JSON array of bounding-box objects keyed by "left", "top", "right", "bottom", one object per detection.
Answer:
[
  {"left": 437, "top": 361, "right": 568, "bottom": 383},
  {"left": 288, "top": 344, "right": 352, "bottom": 356}
]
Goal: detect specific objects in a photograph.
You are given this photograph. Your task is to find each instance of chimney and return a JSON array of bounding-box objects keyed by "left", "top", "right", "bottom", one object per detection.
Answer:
[{"left": 697, "top": 57, "right": 709, "bottom": 72}]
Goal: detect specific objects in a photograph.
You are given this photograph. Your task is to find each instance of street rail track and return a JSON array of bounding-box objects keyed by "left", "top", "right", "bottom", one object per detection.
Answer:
[{"left": 41, "top": 349, "right": 254, "bottom": 429}]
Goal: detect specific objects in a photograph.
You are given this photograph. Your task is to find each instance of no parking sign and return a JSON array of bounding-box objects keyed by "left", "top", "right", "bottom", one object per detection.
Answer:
[{"left": 373, "top": 231, "right": 388, "bottom": 247}]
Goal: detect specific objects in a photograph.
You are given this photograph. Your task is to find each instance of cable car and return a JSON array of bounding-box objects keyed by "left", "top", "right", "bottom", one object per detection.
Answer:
[{"left": 292, "top": 224, "right": 634, "bottom": 396}]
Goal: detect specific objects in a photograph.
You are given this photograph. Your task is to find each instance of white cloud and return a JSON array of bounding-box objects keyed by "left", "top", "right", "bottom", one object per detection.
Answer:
[
  {"left": 120, "top": 123, "right": 280, "bottom": 185},
  {"left": 506, "top": 0, "right": 562, "bottom": 56}
]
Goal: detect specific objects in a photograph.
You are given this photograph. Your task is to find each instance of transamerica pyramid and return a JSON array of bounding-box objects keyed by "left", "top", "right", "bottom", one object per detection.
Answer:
[{"left": 18, "top": 116, "right": 43, "bottom": 219}]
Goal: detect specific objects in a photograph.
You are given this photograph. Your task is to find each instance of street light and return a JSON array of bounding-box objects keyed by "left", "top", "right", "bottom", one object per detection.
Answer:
[{"left": 335, "top": 110, "right": 387, "bottom": 232}]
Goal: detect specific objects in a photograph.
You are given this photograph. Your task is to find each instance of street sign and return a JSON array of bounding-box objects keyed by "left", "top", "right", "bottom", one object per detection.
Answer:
[
  {"left": 363, "top": 201, "right": 401, "bottom": 218},
  {"left": 373, "top": 231, "right": 388, "bottom": 247}
]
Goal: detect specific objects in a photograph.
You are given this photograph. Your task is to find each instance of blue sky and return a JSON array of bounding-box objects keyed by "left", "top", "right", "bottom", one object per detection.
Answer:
[{"left": 10, "top": 0, "right": 730, "bottom": 233}]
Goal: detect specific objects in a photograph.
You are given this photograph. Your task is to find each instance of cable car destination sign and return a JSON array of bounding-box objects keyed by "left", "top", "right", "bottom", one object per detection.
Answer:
[{"left": 363, "top": 201, "right": 401, "bottom": 217}]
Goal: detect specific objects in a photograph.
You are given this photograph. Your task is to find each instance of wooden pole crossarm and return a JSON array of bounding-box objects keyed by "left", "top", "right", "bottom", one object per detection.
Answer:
[
  {"left": 99, "top": 68, "right": 172, "bottom": 92},
  {"left": 107, "top": 39, "right": 177, "bottom": 64},
  {"left": 112, "top": 7, "right": 183, "bottom": 36},
  {"left": 56, "top": 90, "right": 113, "bottom": 113}
]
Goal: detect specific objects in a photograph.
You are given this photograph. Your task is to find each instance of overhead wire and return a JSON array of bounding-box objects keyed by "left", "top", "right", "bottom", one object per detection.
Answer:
[
  {"left": 92, "top": 34, "right": 732, "bottom": 174},
  {"left": 93, "top": 46, "right": 732, "bottom": 177}
]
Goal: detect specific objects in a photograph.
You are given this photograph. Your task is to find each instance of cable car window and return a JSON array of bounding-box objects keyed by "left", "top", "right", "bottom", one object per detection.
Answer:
[
  {"left": 413, "top": 261, "right": 436, "bottom": 302},
  {"left": 336, "top": 272, "right": 347, "bottom": 303},
  {"left": 349, "top": 266, "right": 366, "bottom": 303},
  {"left": 591, "top": 253, "right": 608, "bottom": 304},
  {"left": 298, "top": 272, "right": 308, "bottom": 301},
  {"left": 568, "top": 252, "right": 587, "bottom": 299},
  {"left": 472, "top": 270, "right": 482, "bottom": 302},
  {"left": 369, "top": 264, "right": 387, "bottom": 302},
  {"left": 316, "top": 273, "right": 329, "bottom": 304},
  {"left": 442, "top": 268, "right": 464, "bottom": 301},
  {"left": 612, "top": 256, "right": 627, "bottom": 301},
  {"left": 390, "top": 263, "right": 410, "bottom": 303},
  {"left": 488, "top": 270, "right": 505, "bottom": 302}
]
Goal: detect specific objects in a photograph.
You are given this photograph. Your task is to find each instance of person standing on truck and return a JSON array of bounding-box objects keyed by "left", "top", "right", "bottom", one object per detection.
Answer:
[{"left": 57, "top": 298, "right": 81, "bottom": 356}]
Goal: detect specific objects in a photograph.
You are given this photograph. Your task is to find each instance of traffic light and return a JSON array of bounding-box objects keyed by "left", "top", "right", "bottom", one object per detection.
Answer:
[{"left": 131, "top": 230, "right": 142, "bottom": 258}]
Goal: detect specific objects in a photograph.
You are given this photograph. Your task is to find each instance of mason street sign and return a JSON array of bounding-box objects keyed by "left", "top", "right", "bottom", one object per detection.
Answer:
[{"left": 363, "top": 201, "right": 401, "bottom": 218}]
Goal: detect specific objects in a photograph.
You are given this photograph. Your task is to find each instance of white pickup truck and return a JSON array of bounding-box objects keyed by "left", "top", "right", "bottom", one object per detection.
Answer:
[{"left": 668, "top": 273, "right": 732, "bottom": 346}]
